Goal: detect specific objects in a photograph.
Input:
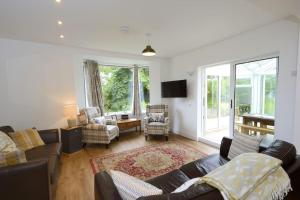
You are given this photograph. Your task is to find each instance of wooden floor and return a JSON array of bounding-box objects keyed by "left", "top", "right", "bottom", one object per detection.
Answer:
[{"left": 55, "top": 132, "right": 218, "bottom": 200}]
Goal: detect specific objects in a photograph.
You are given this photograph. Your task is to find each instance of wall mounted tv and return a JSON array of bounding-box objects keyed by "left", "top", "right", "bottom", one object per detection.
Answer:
[{"left": 161, "top": 80, "right": 187, "bottom": 98}]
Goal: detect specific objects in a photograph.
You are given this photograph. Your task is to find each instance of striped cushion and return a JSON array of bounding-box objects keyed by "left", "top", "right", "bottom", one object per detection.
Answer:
[
  {"left": 0, "top": 149, "right": 27, "bottom": 167},
  {"left": 8, "top": 129, "right": 45, "bottom": 151},
  {"left": 228, "top": 133, "right": 262, "bottom": 160},
  {"left": 110, "top": 170, "right": 163, "bottom": 200}
]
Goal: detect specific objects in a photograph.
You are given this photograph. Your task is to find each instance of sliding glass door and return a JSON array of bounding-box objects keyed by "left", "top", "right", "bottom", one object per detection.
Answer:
[
  {"left": 233, "top": 57, "right": 278, "bottom": 136},
  {"left": 201, "top": 64, "right": 231, "bottom": 144},
  {"left": 199, "top": 56, "right": 278, "bottom": 145}
]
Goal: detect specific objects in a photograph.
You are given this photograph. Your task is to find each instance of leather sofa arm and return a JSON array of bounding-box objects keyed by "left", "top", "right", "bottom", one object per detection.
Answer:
[
  {"left": 220, "top": 137, "right": 232, "bottom": 158},
  {"left": 0, "top": 160, "right": 51, "bottom": 200},
  {"left": 94, "top": 171, "right": 122, "bottom": 200},
  {"left": 38, "top": 129, "right": 59, "bottom": 144}
]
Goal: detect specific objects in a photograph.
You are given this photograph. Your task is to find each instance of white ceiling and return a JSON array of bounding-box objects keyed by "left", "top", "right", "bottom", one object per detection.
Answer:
[{"left": 0, "top": 0, "right": 299, "bottom": 58}]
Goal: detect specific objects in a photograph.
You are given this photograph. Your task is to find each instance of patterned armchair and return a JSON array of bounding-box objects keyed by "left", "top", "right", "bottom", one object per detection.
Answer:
[
  {"left": 78, "top": 107, "right": 119, "bottom": 148},
  {"left": 144, "top": 105, "right": 169, "bottom": 141}
]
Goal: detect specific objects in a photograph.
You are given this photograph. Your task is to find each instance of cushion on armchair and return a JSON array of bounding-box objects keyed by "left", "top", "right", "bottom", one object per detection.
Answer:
[
  {"left": 149, "top": 113, "right": 165, "bottom": 123},
  {"left": 84, "top": 124, "right": 107, "bottom": 131}
]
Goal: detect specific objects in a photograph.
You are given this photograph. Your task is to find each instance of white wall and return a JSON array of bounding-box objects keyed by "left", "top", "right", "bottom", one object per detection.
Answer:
[
  {"left": 166, "top": 20, "right": 299, "bottom": 145},
  {"left": 294, "top": 25, "right": 300, "bottom": 151},
  {"left": 0, "top": 39, "right": 167, "bottom": 130}
]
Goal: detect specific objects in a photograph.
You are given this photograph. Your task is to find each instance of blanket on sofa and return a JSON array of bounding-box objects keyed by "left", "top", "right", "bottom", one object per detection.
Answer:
[{"left": 197, "top": 153, "right": 292, "bottom": 200}]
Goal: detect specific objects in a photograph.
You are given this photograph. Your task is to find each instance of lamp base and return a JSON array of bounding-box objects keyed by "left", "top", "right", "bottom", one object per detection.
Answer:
[{"left": 67, "top": 118, "right": 77, "bottom": 128}]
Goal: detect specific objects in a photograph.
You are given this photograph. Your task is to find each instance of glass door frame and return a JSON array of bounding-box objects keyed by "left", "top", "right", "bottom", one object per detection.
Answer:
[
  {"left": 198, "top": 63, "right": 234, "bottom": 146},
  {"left": 197, "top": 54, "right": 279, "bottom": 147},
  {"left": 232, "top": 55, "right": 279, "bottom": 136}
]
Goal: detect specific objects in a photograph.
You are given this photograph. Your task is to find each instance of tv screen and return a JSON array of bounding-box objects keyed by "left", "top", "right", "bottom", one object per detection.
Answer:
[{"left": 161, "top": 80, "right": 187, "bottom": 98}]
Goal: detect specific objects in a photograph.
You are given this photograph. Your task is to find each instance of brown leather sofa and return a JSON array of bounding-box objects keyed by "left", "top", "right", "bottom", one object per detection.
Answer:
[
  {"left": 94, "top": 137, "right": 300, "bottom": 200},
  {"left": 0, "top": 126, "right": 62, "bottom": 200}
]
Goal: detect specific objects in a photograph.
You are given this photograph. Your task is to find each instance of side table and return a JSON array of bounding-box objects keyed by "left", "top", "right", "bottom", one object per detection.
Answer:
[{"left": 61, "top": 126, "right": 83, "bottom": 153}]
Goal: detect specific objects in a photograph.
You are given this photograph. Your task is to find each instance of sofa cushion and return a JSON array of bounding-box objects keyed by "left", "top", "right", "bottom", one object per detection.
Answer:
[
  {"left": 180, "top": 154, "right": 228, "bottom": 178},
  {"left": 262, "top": 140, "right": 296, "bottom": 169},
  {"left": 147, "top": 169, "right": 190, "bottom": 193},
  {"left": 228, "top": 133, "right": 262, "bottom": 159},
  {"left": 110, "top": 170, "right": 163, "bottom": 200},
  {"left": 149, "top": 113, "right": 165, "bottom": 123},
  {"left": 138, "top": 183, "right": 223, "bottom": 200},
  {"left": 8, "top": 129, "right": 45, "bottom": 151},
  {"left": 25, "top": 143, "right": 62, "bottom": 184}
]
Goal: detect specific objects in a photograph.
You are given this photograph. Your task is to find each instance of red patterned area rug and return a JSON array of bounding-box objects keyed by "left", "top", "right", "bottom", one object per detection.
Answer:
[{"left": 89, "top": 142, "right": 206, "bottom": 180}]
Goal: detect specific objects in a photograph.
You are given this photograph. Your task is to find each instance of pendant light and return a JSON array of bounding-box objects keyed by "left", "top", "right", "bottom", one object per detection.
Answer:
[{"left": 142, "top": 33, "right": 156, "bottom": 56}]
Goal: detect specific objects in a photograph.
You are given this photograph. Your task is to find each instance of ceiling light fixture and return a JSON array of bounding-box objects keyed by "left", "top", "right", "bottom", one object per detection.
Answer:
[
  {"left": 142, "top": 33, "right": 156, "bottom": 57},
  {"left": 55, "top": 0, "right": 61, "bottom": 3},
  {"left": 59, "top": 34, "right": 64, "bottom": 39},
  {"left": 57, "top": 20, "right": 63, "bottom": 25}
]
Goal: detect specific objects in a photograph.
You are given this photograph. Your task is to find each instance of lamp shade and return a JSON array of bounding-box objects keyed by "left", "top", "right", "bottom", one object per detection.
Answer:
[
  {"left": 63, "top": 104, "right": 78, "bottom": 118},
  {"left": 142, "top": 45, "right": 156, "bottom": 56}
]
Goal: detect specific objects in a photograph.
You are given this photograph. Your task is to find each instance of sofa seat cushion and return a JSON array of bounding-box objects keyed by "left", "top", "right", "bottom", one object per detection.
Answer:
[
  {"left": 148, "top": 122, "right": 166, "bottom": 127},
  {"left": 25, "top": 143, "right": 62, "bottom": 184},
  {"left": 25, "top": 143, "right": 61, "bottom": 160},
  {"left": 146, "top": 169, "right": 190, "bottom": 193},
  {"left": 138, "top": 183, "right": 223, "bottom": 200},
  {"left": 180, "top": 154, "right": 228, "bottom": 178}
]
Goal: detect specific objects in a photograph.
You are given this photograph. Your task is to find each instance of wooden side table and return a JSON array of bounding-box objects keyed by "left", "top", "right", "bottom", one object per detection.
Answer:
[
  {"left": 61, "top": 126, "right": 83, "bottom": 153},
  {"left": 117, "top": 118, "right": 142, "bottom": 134}
]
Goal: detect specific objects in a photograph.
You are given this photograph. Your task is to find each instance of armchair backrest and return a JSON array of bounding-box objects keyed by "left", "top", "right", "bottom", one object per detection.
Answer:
[
  {"left": 146, "top": 105, "right": 168, "bottom": 118},
  {"left": 79, "top": 107, "right": 101, "bottom": 124}
]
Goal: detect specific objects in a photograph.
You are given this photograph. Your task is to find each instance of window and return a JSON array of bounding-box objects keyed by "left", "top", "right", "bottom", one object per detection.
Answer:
[{"left": 100, "top": 65, "right": 150, "bottom": 114}]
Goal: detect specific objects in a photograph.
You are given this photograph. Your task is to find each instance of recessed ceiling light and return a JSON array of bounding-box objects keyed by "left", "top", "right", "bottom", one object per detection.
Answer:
[
  {"left": 57, "top": 20, "right": 63, "bottom": 25},
  {"left": 59, "top": 34, "right": 64, "bottom": 39},
  {"left": 55, "top": 0, "right": 61, "bottom": 3}
]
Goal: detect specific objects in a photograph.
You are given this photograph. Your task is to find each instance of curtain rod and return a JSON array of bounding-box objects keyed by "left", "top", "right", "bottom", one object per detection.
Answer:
[{"left": 83, "top": 60, "right": 148, "bottom": 68}]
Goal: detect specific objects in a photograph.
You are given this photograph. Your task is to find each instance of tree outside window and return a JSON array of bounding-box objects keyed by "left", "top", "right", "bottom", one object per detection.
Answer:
[{"left": 100, "top": 65, "right": 150, "bottom": 114}]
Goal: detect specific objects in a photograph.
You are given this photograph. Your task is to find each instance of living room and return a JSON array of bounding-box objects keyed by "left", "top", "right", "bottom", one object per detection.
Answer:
[{"left": 0, "top": 0, "right": 300, "bottom": 200}]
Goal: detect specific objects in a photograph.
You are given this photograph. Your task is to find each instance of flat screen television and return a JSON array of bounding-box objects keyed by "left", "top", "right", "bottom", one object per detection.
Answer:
[{"left": 161, "top": 80, "right": 187, "bottom": 98}]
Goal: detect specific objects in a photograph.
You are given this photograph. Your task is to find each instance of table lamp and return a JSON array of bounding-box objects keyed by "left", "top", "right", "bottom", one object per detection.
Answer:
[{"left": 63, "top": 104, "right": 78, "bottom": 128}]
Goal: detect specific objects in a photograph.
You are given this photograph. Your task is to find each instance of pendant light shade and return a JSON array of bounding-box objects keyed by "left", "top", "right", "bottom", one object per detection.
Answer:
[{"left": 142, "top": 45, "right": 156, "bottom": 56}]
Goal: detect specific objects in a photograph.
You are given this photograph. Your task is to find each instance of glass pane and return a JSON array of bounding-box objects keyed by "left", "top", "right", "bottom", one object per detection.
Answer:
[
  {"left": 204, "top": 64, "right": 230, "bottom": 144},
  {"left": 234, "top": 58, "right": 277, "bottom": 136},
  {"left": 100, "top": 66, "right": 133, "bottom": 113},
  {"left": 207, "top": 75, "right": 218, "bottom": 119},
  {"left": 220, "top": 76, "right": 230, "bottom": 117},
  {"left": 264, "top": 75, "right": 276, "bottom": 116}
]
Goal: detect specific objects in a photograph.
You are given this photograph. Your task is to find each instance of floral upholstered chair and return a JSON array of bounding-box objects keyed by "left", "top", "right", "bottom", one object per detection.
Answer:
[
  {"left": 78, "top": 107, "right": 119, "bottom": 148},
  {"left": 144, "top": 105, "right": 169, "bottom": 141}
]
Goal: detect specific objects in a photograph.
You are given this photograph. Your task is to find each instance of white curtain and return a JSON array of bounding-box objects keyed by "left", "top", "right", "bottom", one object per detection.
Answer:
[
  {"left": 84, "top": 60, "right": 105, "bottom": 116},
  {"left": 132, "top": 65, "right": 142, "bottom": 119}
]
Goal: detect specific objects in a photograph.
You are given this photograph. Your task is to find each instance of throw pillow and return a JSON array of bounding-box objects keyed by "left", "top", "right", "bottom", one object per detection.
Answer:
[
  {"left": 228, "top": 133, "right": 262, "bottom": 160},
  {"left": 93, "top": 116, "right": 107, "bottom": 125},
  {"left": 8, "top": 129, "right": 45, "bottom": 151},
  {"left": 110, "top": 170, "right": 163, "bottom": 200},
  {"left": 78, "top": 112, "right": 88, "bottom": 125},
  {"left": 149, "top": 113, "right": 165, "bottom": 123},
  {"left": 0, "top": 149, "right": 27, "bottom": 167},
  {"left": 0, "top": 131, "right": 17, "bottom": 153}
]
